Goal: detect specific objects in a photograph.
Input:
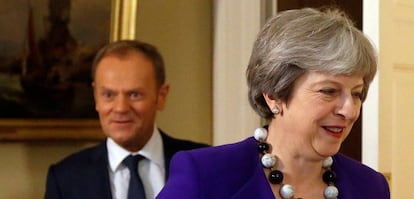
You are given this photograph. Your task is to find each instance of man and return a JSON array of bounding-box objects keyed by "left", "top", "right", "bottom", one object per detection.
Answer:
[{"left": 44, "top": 40, "right": 208, "bottom": 199}]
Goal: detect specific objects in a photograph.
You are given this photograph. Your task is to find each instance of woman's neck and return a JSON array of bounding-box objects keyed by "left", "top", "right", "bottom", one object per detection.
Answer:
[
  {"left": 265, "top": 123, "right": 328, "bottom": 194},
  {"left": 256, "top": 125, "right": 338, "bottom": 199}
]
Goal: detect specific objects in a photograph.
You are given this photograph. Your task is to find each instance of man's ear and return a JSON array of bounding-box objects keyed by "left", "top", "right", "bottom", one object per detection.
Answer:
[
  {"left": 157, "top": 83, "right": 170, "bottom": 110},
  {"left": 91, "top": 81, "right": 99, "bottom": 111}
]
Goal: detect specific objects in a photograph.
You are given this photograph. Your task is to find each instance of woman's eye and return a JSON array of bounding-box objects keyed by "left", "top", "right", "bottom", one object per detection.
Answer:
[
  {"left": 352, "top": 91, "right": 363, "bottom": 100},
  {"left": 319, "top": 88, "right": 337, "bottom": 95}
]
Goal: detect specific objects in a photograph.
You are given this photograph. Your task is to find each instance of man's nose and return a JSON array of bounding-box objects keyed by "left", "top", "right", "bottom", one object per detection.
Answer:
[{"left": 113, "top": 95, "right": 130, "bottom": 112}]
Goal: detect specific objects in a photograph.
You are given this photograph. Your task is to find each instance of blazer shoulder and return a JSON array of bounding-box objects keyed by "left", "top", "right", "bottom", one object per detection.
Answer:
[
  {"left": 51, "top": 141, "right": 107, "bottom": 170},
  {"left": 174, "top": 137, "right": 258, "bottom": 170},
  {"left": 159, "top": 137, "right": 264, "bottom": 198},
  {"left": 160, "top": 130, "right": 209, "bottom": 151},
  {"left": 45, "top": 141, "right": 112, "bottom": 199},
  {"left": 333, "top": 153, "right": 390, "bottom": 197},
  {"left": 334, "top": 153, "right": 383, "bottom": 177}
]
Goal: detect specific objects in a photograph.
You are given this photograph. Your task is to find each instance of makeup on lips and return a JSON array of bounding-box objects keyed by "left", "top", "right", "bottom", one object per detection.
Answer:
[{"left": 322, "top": 126, "right": 344, "bottom": 138}]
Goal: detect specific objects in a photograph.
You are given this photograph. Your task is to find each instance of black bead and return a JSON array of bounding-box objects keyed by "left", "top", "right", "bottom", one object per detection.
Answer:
[
  {"left": 269, "top": 170, "right": 284, "bottom": 184},
  {"left": 322, "top": 170, "right": 337, "bottom": 184},
  {"left": 258, "top": 142, "right": 269, "bottom": 153}
]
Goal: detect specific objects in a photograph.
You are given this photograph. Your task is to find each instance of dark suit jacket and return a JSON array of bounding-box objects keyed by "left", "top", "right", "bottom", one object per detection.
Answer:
[
  {"left": 157, "top": 137, "right": 390, "bottom": 199},
  {"left": 44, "top": 131, "right": 208, "bottom": 199}
]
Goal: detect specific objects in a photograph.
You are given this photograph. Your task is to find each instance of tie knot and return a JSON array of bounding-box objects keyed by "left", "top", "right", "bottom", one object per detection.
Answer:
[{"left": 123, "top": 154, "right": 145, "bottom": 171}]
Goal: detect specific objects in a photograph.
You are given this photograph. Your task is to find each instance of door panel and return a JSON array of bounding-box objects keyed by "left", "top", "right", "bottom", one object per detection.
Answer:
[{"left": 380, "top": 0, "right": 414, "bottom": 197}]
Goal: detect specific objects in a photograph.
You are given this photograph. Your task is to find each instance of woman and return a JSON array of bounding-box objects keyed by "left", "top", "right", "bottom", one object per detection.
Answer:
[{"left": 157, "top": 7, "right": 390, "bottom": 199}]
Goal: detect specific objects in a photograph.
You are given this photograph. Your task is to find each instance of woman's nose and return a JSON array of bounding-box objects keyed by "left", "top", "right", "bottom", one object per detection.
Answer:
[{"left": 335, "top": 95, "right": 360, "bottom": 120}]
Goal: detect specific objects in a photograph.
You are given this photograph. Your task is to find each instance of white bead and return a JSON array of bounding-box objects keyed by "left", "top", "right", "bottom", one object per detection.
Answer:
[
  {"left": 254, "top": 127, "right": 268, "bottom": 141},
  {"left": 280, "top": 184, "right": 295, "bottom": 199},
  {"left": 261, "top": 153, "right": 276, "bottom": 168},
  {"left": 324, "top": 185, "right": 339, "bottom": 199},
  {"left": 323, "top": 156, "right": 333, "bottom": 168}
]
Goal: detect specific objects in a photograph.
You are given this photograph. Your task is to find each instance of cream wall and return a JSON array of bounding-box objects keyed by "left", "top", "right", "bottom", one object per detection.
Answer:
[
  {"left": 0, "top": 142, "right": 95, "bottom": 198},
  {"left": 135, "top": 0, "right": 212, "bottom": 144},
  {"left": 0, "top": 1, "right": 212, "bottom": 198},
  {"left": 212, "top": 0, "right": 263, "bottom": 145},
  {"left": 362, "top": 0, "right": 380, "bottom": 170}
]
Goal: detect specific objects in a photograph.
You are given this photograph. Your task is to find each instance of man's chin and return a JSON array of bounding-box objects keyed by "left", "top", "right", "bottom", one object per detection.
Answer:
[{"left": 106, "top": 129, "right": 135, "bottom": 140}]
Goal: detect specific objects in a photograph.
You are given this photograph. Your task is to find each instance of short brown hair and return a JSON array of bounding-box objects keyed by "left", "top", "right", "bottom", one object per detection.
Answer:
[{"left": 91, "top": 40, "right": 166, "bottom": 88}]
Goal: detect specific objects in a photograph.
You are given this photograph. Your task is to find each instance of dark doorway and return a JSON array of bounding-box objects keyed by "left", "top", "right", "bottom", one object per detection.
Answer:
[{"left": 277, "top": 0, "right": 363, "bottom": 162}]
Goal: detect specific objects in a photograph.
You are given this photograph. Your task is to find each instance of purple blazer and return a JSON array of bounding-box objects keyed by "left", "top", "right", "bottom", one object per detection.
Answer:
[{"left": 157, "top": 137, "right": 390, "bottom": 199}]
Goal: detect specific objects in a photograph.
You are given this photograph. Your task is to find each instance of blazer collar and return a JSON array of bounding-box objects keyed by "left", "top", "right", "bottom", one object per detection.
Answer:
[
  {"left": 230, "top": 170, "right": 275, "bottom": 199},
  {"left": 88, "top": 141, "right": 114, "bottom": 199},
  {"left": 230, "top": 137, "right": 275, "bottom": 199}
]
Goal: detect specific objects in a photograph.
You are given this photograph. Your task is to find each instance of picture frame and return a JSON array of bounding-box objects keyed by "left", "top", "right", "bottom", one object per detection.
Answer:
[{"left": 0, "top": 0, "right": 138, "bottom": 141}]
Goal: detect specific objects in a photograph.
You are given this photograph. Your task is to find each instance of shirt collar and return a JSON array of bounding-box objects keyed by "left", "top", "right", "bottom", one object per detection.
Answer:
[{"left": 107, "top": 126, "right": 165, "bottom": 172}]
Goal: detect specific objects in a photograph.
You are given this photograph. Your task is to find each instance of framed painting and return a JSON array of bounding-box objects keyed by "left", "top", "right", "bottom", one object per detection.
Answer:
[{"left": 0, "top": 0, "right": 137, "bottom": 141}]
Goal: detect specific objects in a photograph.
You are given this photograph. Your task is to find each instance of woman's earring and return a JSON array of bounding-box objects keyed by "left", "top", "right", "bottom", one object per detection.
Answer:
[{"left": 271, "top": 107, "right": 280, "bottom": 115}]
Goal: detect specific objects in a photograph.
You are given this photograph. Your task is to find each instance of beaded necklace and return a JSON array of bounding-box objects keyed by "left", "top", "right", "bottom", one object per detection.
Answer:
[{"left": 254, "top": 127, "right": 339, "bottom": 199}]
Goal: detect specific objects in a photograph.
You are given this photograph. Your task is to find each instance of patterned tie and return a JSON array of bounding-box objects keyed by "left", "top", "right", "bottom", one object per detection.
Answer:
[{"left": 123, "top": 155, "right": 146, "bottom": 199}]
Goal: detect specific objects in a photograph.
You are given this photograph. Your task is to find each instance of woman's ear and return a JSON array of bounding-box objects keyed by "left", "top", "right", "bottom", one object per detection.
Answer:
[{"left": 263, "top": 93, "right": 283, "bottom": 115}]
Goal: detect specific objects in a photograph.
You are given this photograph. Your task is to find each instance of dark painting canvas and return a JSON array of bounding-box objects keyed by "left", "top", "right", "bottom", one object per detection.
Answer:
[{"left": 0, "top": 0, "right": 110, "bottom": 118}]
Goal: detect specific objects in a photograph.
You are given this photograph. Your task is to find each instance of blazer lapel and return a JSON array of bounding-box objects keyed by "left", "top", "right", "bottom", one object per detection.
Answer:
[
  {"left": 84, "top": 141, "right": 113, "bottom": 199},
  {"left": 160, "top": 131, "right": 175, "bottom": 173},
  {"left": 230, "top": 160, "right": 275, "bottom": 199}
]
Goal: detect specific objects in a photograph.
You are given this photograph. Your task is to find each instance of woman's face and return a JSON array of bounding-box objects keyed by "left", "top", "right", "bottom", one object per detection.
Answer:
[{"left": 272, "top": 71, "right": 364, "bottom": 158}]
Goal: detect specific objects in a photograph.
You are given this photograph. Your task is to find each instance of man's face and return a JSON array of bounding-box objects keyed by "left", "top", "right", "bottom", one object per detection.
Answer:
[{"left": 93, "top": 52, "right": 168, "bottom": 152}]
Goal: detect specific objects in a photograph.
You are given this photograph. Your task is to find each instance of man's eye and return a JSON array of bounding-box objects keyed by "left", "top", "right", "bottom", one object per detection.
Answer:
[
  {"left": 130, "top": 92, "right": 141, "bottom": 98},
  {"left": 103, "top": 92, "right": 113, "bottom": 98}
]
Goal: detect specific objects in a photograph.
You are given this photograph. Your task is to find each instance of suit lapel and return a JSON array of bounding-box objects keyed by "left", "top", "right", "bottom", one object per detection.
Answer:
[
  {"left": 84, "top": 141, "right": 113, "bottom": 199},
  {"left": 160, "top": 131, "right": 175, "bottom": 178}
]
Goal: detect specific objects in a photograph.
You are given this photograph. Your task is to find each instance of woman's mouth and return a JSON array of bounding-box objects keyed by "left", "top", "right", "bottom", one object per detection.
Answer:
[{"left": 323, "top": 126, "right": 344, "bottom": 138}]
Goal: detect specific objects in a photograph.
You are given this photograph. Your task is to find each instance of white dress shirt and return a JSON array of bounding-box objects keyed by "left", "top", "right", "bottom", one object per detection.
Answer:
[{"left": 107, "top": 127, "right": 165, "bottom": 199}]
